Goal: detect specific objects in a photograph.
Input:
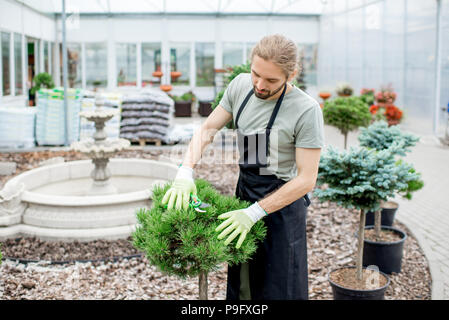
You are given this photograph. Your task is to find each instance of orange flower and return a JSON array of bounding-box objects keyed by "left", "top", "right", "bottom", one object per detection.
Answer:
[
  {"left": 384, "top": 105, "right": 403, "bottom": 121},
  {"left": 370, "top": 105, "right": 379, "bottom": 115}
]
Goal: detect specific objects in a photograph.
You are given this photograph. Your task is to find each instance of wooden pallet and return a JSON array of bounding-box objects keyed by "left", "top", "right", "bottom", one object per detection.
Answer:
[{"left": 138, "top": 138, "right": 162, "bottom": 147}]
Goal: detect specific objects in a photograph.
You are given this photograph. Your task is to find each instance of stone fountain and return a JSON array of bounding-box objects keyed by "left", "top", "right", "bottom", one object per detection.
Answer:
[
  {"left": 71, "top": 96, "right": 130, "bottom": 196},
  {"left": 0, "top": 94, "right": 178, "bottom": 241}
]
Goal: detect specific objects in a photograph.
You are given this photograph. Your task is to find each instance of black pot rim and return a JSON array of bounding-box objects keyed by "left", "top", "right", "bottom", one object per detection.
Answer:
[
  {"left": 363, "top": 225, "right": 407, "bottom": 245},
  {"left": 327, "top": 266, "right": 391, "bottom": 292},
  {"left": 381, "top": 200, "right": 399, "bottom": 209}
]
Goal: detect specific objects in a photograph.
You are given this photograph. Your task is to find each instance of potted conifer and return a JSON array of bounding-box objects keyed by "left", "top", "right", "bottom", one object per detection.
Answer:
[
  {"left": 132, "top": 179, "right": 266, "bottom": 300},
  {"left": 358, "top": 121, "right": 421, "bottom": 227},
  {"left": 322, "top": 96, "right": 372, "bottom": 149},
  {"left": 314, "top": 143, "right": 418, "bottom": 299}
]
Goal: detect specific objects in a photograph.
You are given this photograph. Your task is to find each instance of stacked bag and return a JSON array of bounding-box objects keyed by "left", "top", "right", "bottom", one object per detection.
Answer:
[
  {"left": 35, "top": 88, "right": 82, "bottom": 145},
  {"left": 0, "top": 107, "right": 37, "bottom": 149},
  {"left": 80, "top": 91, "right": 122, "bottom": 140},
  {"left": 120, "top": 88, "right": 174, "bottom": 143}
]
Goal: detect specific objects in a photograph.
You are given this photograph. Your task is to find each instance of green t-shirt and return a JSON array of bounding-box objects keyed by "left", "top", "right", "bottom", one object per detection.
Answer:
[{"left": 219, "top": 73, "right": 325, "bottom": 181}]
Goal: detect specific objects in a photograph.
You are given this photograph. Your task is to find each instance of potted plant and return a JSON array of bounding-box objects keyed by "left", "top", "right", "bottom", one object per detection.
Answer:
[
  {"left": 336, "top": 82, "right": 354, "bottom": 97},
  {"left": 375, "top": 85, "right": 397, "bottom": 107},
  {"left": 30, "top": 72, "right": 55, "bottom": 106},
  {"left": 362, "top": 155, "right": 421, "bottom": 275},
  {"left": 384, "top": 105, "right": 403, "bottom": 126},
  {"left": 132, "top": 179, "right": 266, "bottom": 300},
  {"left": 170, "top": 91, "right": 196, "bottom": 117},
  {"left": 322, "top": 96, "right": 372, "bottom": 149},
  {"left": 360, "top": 89, "right": 376, "bottom": 107},
  {"left": 198, "top": 100, "right": 213, "bottom": 117},
  {"left": 314, "top": 143, "right": 417, "bottom": 299},
  {"left": 358, "top": 120, "right": 421, "bottom": 226}
]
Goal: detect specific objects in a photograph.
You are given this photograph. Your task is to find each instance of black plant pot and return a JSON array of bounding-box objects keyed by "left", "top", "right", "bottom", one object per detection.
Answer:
[
  {"left": 198, "top": 101, "right": 213, "bottom": 117},
  {"left": 362, "top": 226, "right": 407, "bottom": 274},
  {"left": 175, "top": 101, "right": 192, "bottom": 117},
  {"left": 365, "top": 202, "right": 399, "bottom": 227},
  {"left": 328, "top": 266, "right": 390, "bottom": 300}
]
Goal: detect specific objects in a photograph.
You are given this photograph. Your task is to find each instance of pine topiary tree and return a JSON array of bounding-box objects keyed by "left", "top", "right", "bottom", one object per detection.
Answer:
[
  {"left": 132, "top": 179, "right": 266, "bottom": 300},
  {"left": 322, "top": 96, "right": 372, "bottom": 149},
  {"left": 313, "top": 143, "right": 419, "bottom": 281},
  {"left": 358, "top": 121, "right": 420, "bottom": 156}
]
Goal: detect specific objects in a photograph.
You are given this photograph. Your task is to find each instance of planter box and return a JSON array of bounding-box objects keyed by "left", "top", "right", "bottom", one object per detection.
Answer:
[
  {"left": 198, "top": 101, "right": 213, "bottom": 117},
  {"left": 175, "top": 101, "right": 192, "bottom": 117}
]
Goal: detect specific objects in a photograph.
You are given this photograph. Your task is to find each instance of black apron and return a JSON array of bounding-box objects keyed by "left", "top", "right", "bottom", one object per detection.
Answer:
[{"left": 226, "top": 84, "right": 311, "bottom": 300}]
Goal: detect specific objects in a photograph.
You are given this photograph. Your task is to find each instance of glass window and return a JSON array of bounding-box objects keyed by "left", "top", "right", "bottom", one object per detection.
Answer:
[
  {"left": 141, "top": 42, "right": 161, "bottom": 87},
  {"left": 195, "top": 42, "right": 214, "bottom": 87},
  {"left": 85, "top": 42, "right": 107, "bottom": 89},
  {"left": 2, "top": 32, "right": 11, "bottom": 96},
  {"left": 44, "top": 41, "right": 49, "bottom": 73},
  {"left": 223, "top": 42, "right": 243, "bottom": 68},
  {"left": 116, "top": 43, "right": 136, "bottom": 86},
  {"left": 67, "top": 43, "right": 81, "bottom": 88},
  {"left": 246, "top": 42, "right": 256, "bottom": 63},
  {"left": 14, "top": 33, "right": 23, "bottom": 95},
  {"left": 302, "top": 43, "right": 319, "bottom": 87},
  {"left": 170, "top": 43, "right": 190, "bottom": 86}
]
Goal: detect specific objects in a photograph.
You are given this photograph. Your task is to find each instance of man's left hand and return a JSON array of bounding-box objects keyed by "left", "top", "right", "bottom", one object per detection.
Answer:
[{"left": 215, "top": 202, "right": 267, "bottom": 249}]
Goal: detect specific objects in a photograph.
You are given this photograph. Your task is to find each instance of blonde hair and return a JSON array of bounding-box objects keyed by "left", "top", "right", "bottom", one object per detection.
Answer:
[{"left": 250, "top": 34, "right": 299, "bottom": 78}]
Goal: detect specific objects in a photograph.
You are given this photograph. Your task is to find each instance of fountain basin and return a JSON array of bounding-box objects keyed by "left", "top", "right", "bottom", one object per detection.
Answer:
[{"left": 0, "top": 158, "right": 178, "bottom": 241}]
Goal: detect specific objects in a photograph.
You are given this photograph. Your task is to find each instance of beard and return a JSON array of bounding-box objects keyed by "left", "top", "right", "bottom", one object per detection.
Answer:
[{"left": 253, "top": 81, "right": 287, "bottom": 100}]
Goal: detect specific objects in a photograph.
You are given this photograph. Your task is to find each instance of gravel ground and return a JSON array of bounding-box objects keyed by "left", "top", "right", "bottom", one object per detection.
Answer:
[{"left": 0, "top": 148, "right": 432, "bottom": 300}]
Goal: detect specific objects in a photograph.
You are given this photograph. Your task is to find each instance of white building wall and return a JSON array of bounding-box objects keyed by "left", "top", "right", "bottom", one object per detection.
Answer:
[{"left": 0, "top": 0, "right": 56, "bottom": 107}]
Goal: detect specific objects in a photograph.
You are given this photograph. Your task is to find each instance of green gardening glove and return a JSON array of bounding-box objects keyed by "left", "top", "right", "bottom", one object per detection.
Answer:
[
  {"left": 162, "top": 165, "right": 197, "bottom": 211},
  {"left": 215, "top": 202, "right": 267, "bottom": 249}
]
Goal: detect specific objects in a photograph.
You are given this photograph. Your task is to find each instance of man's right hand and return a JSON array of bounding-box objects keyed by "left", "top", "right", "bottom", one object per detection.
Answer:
[{"left": 161, "top": 166, "right": 197, "bottom": 211}]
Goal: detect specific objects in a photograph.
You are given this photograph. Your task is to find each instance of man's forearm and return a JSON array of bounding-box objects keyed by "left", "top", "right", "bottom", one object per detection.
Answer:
[
  {"left": 257, "top": 175, "right": 314, "bottom": 214},
  {"left": 182, "top": 126, "right": 218, "bottom": 169}
]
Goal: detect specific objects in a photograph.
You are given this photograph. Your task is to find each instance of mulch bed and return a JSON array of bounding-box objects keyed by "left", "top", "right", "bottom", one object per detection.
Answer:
[{"left": 0, "top": 148, "right": 432, "bottom": 300}]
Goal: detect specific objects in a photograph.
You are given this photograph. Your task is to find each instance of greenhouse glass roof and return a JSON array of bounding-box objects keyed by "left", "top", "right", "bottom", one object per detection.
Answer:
[{"left": 16, "top": 0, "right": 324, "bottom": 15}]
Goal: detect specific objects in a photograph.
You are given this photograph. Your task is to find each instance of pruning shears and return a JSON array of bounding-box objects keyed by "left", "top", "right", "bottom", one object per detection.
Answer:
[{"left": 189, "top": 194, "right": 211, "bottom": 213}]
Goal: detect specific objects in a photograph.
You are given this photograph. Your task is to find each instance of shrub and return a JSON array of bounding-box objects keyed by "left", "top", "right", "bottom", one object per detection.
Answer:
[
  {"left": 358, "top": 120, "right": 420, "bottom": 156},
  {"left": 322, "top": 96, "right": 372, "bottom": 149},
  {"left": 132, "top": 179, "right": 266, "bottom": 298}
]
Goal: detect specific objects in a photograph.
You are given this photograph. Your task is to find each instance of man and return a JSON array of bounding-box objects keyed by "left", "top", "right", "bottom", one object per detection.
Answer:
[{"left": 162, "top": 34, "right": 324, "bottom": 300}]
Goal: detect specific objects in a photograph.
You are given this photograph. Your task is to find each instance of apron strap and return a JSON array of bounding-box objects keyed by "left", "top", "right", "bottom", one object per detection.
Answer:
[
  {"left": 265, "top": 83, "right": 287, "bottom": 156},
  {"left": 235, "top": 89, "right": 254, "bottom": 129}
]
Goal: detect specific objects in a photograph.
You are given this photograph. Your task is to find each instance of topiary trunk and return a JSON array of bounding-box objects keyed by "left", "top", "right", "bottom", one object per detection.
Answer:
[
  {"left": 374, "top": 210, "right": 382, "bottom": 241},
  {"left": 199, "top": 271, "right": 208, "bottom": 300},
  {"left": 356, "top": 210, "right": 366, "bottom": 281}
]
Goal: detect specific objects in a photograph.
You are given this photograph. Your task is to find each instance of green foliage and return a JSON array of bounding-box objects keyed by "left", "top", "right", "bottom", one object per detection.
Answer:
[
  {"left": 322, "top": 97, "right": 372, "bottom": 136},
  {"left": 358, "top": 121, "right": 420, "bottom": 156},
  {"left": 395, "top": 161, "right": 425, "bottom": 200},
  {"left": 360, "top": 91, "right": 375, "bottom": 106},
  {"left": 132, "top": 179, "right": 266, "bottom": 279},
  {"left": 170, "top": 91, "right": 195, "bottom": 102},
  {"left": 211, "top": 62, "right": 251, "bottom": 129},
  {"left": 31, "top": 72, "right": 55, "bottom": 95},
  {"left": 313, "top": 143, "right": 420, "bottom": 213}
]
